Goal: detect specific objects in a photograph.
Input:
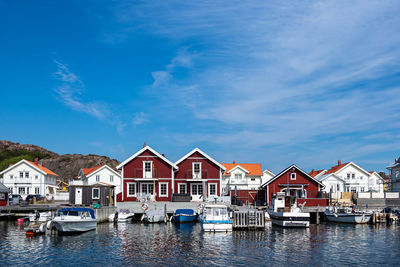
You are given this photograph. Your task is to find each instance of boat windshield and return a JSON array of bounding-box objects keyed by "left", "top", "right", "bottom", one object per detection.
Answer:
[
  {"left": 57, "top": 210, "right": 80, "bottom": 216},
  {"left": 204, "top": 207, "right": 227, "bottom": 216}
]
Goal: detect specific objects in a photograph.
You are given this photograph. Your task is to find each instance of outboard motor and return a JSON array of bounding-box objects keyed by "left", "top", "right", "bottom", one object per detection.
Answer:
[
  {"left": 35, "top": 211, "right": 40, "bottom": 220},
  {"left": 114, "top": 211, "right": 119, "bottom": 223}
]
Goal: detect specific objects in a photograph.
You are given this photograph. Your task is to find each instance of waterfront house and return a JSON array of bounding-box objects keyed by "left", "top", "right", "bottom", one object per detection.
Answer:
[
  {"left": 0, "top": 158, "right": 58, "bottom": 199},
  {"left": 117, "top": 145, "right": 178, "bottom": 202},
  {"left": 368, "top": 172, "right": 385, "bottom": 192},
  {"left": 221, "top": 162, "right": 263, "bottom": 205},
  {"left": 69, "top": 183, "right": 115, "bottom": 206},
  {"left": 174, "top": 148, "right": 226, "bottom": 202},
  {"left": 261, "top": 169, "right": 275, "bottom": 185},
  {"left": 260, "top": 164, "right": 327, "bottom": 206},
  {"left": 387, "top": 157, "right": 400, "bottom": 192},
  {"left": 71, "top": 164, "right": 121, "bottom": 194},
  {"left": 0, "top": 183, "right": 10, "bottom": 206}
]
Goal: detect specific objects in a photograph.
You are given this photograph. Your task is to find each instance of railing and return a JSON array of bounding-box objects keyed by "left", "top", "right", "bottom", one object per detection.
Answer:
[
  {"left": 185, "top": 169, "right": 208, "bottom": 179},
  {"left": 297, "top": 198, "right": 328, "bottom": 207},
  {"left": 233, "top": 210, "right": 265, "bottom": 229},
  {"left": 134, "top": 168, "right": 158, "bottom": 178}
]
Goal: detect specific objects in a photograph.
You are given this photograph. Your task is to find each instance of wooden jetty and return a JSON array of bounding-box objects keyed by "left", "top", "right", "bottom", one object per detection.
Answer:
[{"left": 233, "top": 210, "right": 265, "bottom": 230}]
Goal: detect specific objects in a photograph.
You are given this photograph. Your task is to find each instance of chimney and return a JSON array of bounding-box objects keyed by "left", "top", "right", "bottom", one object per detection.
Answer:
[
  {"left": 143, "top": 142, "right": 147, "bottom": 148},
  {"left": 34, "top": 158, "right": 38, "bottom": 164},
  {"left": 312, "top": 169, "right": 314, "bottom": 172},
  {"left": 338, "top": 160, "right": 341, "bottom": 166},
  {"left": 162, "top": 154, "right": 165, "bottom": 157},
  {"left": 233, "top": 160, "right": 236, "bottom": 164}
]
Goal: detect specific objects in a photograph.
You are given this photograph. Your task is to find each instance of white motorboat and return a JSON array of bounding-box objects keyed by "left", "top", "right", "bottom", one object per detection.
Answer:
[
  {"left": 143, "top": 209, "right": 167, "bottom": 223},
  {"left": 198, "top": 204, "right": 232, "bottom": 232},
  {"left": 108, "top": 209, "right": 135, "bottom": 223},
  {"left": 51, "top": 208, "right": 97, "bottom": 233},
  {"left": 268, "top": 192, "right": 310, "bottom": 227},
  {"left": 29, "top": 211, "right": 52, "bottom": 222},
  {"left": 325, "top": 207, "right": 371, "bottom": 224}
]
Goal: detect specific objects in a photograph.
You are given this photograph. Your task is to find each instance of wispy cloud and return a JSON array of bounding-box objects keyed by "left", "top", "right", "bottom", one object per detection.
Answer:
[{"left": 132, "top": 112, "right": 150, "bottom": 126}]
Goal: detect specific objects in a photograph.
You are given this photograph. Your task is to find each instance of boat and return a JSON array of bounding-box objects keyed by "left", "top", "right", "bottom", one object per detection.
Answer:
[
  {"left": 29, "top": 211, "right": 52, "bottom": 222},
  {"left": 325, "top": 207, "right": 371, "bottom": 224},
  {"left": 143, "top": 209, "right": 167, "bottom": 223},
  {"left": 108, "top": 209, "right": 135, "bottom": 223},
  {"left": 268, "top": 192, "right": 310, "bottom": 227},
  {"left": 173, "top": 209, "right": 196, "bottom": 224},
  {"left": 50, "top": 208, "right": 97, "bottom": 233},
  {"left": 198, "top": 204, "right": 232, "bottom": 232}
]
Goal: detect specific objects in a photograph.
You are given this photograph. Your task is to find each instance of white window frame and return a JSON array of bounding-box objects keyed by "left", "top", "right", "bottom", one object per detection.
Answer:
[
  {"left": 19, "top": 187, "right": 25, "bottom": 194},
  {"left": 290, "top": 173, "right": 296, "bottom": 180},
  {"left": 92, "top": 188, "right": 100, "bottom": 199},
  {"left": 96, "top": 175, "right": 100, "bottom": 182},
  {"left": 140, "top": 183, "right": 154, "bottom": 195},
  {"left": 25, "top": 172, "right": 29, "bottom": 178},
  {"left": 26, "top": 187, "right": 30, "bottom": 194},
  {"left": 127, "top": 183, "right": 136, "bottom": 197},
  {"left": 192, "top": 162, "right": 202, "bottom": 179},
  {"left": 234, "top": 173, "right": 242, "bottom": 180},
  {"left": 19, "top": 172, "right": 23, "bottom": 178},
  {"left": 110, "top": 175, "right": 114, "bottom": 182},
  {"left": 143, "top": 161, "right": 153, "bottom": 178},
  {"left": 35, "top": 175, "right": 38, "bottom": 179},
  {"left": 159, "top": 182, "right": 168, "bottom": 197},
  {"left": 10, "top": 174, "right": 13, "bottom": 179},
  {"left": 178, "top": 183, "right": 187, "bottom": 194},
  {"left": 35, "top": 187, "right": 40, "bottom": 194},
  {"left": 208, "top": 183, "right": 217, "bottom": 196}
]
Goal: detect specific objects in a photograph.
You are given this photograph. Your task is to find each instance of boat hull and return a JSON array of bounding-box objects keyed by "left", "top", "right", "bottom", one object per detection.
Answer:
[
  {"left": 325, "top": 212, "right": 371, "bottom": 224},
  {"left": 173, "top": 214, "right": 196, "bottom": 224},
  {"left": 268, "top": 210, "right": 310, "bottom": 228},
  {"left": 200, "top": 221, "right": 233, "bottom": 232},
  {"left": 52, "top": 219, "right": 97, "bottom": 232}
]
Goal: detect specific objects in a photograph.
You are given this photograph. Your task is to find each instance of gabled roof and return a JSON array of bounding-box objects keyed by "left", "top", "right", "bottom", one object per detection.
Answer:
[
  {"left": 309, "top": 169, "right": 327, "bottom": 178},
  {"left": 222, "top": 163, "right": 262, "bottom": 176},
  {"left": 263, "top": 169, "right": 275, "bottom": 176},
  {"left": 325, "top": 161, "right": 371, "bottom": 176},
  {"left": 175, "top": 148, "right": 226, "bottom": 170},
  {"left": 316, "top": 173, "right": 345, "bottom": 183},
  {"left": 0, "top": 183, "right": 11, "bottom": 193},
  {"left": 260, "top": 164, "right": 325, "bottom": 188},
  {"left": 80, "top": 164, "right": 121, "bottom": 178},
  {"left": 0, "top": 159, "right": 58, "bottom": 176},
  {"left": 117, "top": 146, "right": 178, "bottom": 170},
  {"left": 368, "top": 171, "right": 385, "bottom": 181}
]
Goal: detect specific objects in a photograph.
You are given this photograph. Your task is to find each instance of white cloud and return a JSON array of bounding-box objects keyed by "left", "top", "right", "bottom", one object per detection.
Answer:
[{"left": 132, "top": 112, "right": 150, "bottom": 126}]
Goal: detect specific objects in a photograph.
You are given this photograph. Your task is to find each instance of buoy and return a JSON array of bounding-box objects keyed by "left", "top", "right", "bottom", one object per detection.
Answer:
[
  {"left": 39, "top": 223, "right": 46, "bottom": 233},
  {"left": 141, "top": 203, "right": 149, "bottom": 211},
  {"left": 26, "top": 230, "right": 35, "bottom": 237},
  {"left": 46, "top": 220, "right": 52, "bottom": 230}
]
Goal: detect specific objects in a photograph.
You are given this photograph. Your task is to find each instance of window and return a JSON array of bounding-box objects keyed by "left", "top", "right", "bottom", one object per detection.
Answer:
[
  {"left": 35, "top": 187, "right": 40, "bottom": 194},
  {"left": 178, "top": 183, "right": 187, "bottom": 194},
  {"left": 35, "top": 175, "right": 38, "bottom": 179},
  {"left": 159, "top": 183, "right": 168, "bottom": 197},
  {"left": 290, "top": 173, "right": 296, "bottom": 180},
  {"left": 350, "top": 187, "right": 357, "bottom": 193},
  {"left": 26, "top": 187, "right": 30, "bottom": 194},
  {"left": 9, "top": 175, "right": 13, "bottom": 179},
  {"left": 337, "top": 184, "right": 340, "bottom": 191},
  {"left": 9, "top": 188, "right": 13, "bottom": 193},
  {"left": 110, "top": 175, "right": 114, "bottom": 182},
  {"left": 19, "top": 172, "right": 23, "bottom": 178},
  {"left": 25, "top": 172, "right": 29, "bottom": 178},
  {"left": 208, "top": 183, "right": 217, "bottom": 196},
  {"left": 251, "top": 178, "right": 256, "bottom": 181},
  {"left": 193, "top": 162, "right": 201, "bottom": 178},
  {"left": 360, "top": 176, "right": 363, "bottom": 180},
  {"left": 361, "top": 187, "right": 365, "bottom": 192},
  {"left": 141, "top": 183, "right": 154, "bottom": 195},
  {"left": 0, "top": 193, "right": 4, "bottom": 200},
  {"left": 347, "top": 173, "right": 350, "bottom": 179},
  {"left": 234, "top": 173, "right": 242, "bottom": 179},
  {"left": 127, "top": 183, "right": 136, "bottom": 197},
  {"left": 92, "top": 188, "right": 100, "bottom": 199},
  {"left": 96, "top": 175, "right": 100, "bottom": 182},
  {"left": 352, "top": 173, "right": 355, "bottom": 179},
  {"left": 19, "top": 187, "right": 25, "bottom": 194}
]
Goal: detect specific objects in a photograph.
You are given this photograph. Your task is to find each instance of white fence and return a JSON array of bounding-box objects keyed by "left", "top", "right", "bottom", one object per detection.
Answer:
[
  {"left": 357, "top": 192, "right": 399, "bottom": 199},
  {"left": 54, "top": 192, "right": 69, "bottom": 201}
]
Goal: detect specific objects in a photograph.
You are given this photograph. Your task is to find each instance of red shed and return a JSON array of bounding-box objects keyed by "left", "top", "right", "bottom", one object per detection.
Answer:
[
  {"left": 174, "top": 148, "right": 226, "bottom": 202},
  {"left": 117, "top": 146, "right": 178, "bottom": 202},
  {"left": 0, "top": 183, "right": 10, "bottom": 206},
  {"left": 260, "top": 164, "right": 327, "bottom": 207}
]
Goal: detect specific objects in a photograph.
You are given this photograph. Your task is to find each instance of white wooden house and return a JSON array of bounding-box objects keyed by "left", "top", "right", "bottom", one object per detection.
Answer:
[{"left": 0, "top": 159, "right": 58, "bottom": 199}]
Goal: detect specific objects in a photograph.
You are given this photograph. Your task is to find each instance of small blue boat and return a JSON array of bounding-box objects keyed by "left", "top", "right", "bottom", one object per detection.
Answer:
[{"left": 173, "top": 209, "right": 196, "bottom": 223}]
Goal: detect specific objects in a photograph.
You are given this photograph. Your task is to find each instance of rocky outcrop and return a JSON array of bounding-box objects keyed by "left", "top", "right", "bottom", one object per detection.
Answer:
[{"left": 0, "top": 140, "right": 58, "bottom": 158}]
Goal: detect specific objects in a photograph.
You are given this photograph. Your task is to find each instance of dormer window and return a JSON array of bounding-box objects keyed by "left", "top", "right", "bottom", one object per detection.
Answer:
[
  {"left": 290, "top": 173, "right": 296, "bottom": 180},
  {"left": 143, "top": 161, "right": 152, "bottom": 178},
  {"left": 193, "top": 162, "right": 201, "bottom": 179},
  {"left": 235, "top": 173, "right": 242, "bottom": 179}
]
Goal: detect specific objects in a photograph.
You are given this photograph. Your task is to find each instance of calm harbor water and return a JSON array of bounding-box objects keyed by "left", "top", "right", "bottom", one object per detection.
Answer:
[{"left": 0, "top": 221, "right": 399, "bottom": 266}]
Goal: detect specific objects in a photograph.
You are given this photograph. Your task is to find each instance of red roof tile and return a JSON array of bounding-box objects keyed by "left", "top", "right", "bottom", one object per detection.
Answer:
[
  {"left": 308, "top": 169, "right": 325, "bottom": 178},
  {"left": 81, "top": 164, "right": 104, "bottom": 176},
  {"left": 325, "top": 162, "right": 350, "bottom": 174},
  {"left": 222, "top": 163, "right": 263, "bottom": 176},
  {"left": 26, "top": 160, "right": 58, "bottom": 176}
]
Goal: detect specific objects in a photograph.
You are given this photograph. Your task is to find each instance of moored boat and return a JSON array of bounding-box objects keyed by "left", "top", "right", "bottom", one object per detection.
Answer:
[
  {"left": 109, "top": 209, "right": 135, "bottom": 223},
  {"left": 325, "top": 207, "right": 371, "bottom": 224},
  {"left": 51, "top": 208, "right": 97, "bottom": 233},
  {"left": 173, "top": 209, "right": 196, "bottom": 224},
  {"left": 268, "top": 192, "right": 310, "bottom": 228},
  {"left": 198, "top": 204, "right": 232, "bottom": 232},
  {"left": 29, "top": 211, "right": 52, "bottom": 222}
]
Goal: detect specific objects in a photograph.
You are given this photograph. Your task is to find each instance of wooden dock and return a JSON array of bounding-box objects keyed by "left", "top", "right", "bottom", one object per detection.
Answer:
[{"left": 233, "top": 210, "right": 265, "bottom": 230}]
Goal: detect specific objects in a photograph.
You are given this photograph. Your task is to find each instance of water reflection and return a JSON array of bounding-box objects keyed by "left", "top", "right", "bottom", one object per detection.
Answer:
[{"left": 0, "top": 221, "right": 399, "bottom": 266}]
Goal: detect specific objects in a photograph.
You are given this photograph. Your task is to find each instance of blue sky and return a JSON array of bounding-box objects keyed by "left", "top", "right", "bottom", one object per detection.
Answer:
[{"left": 1, "top": 1, "right": 400, "bottom": 174}]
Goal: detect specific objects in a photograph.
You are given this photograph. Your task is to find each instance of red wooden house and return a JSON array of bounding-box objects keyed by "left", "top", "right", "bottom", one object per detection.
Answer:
[
  {"left": 117, "top": 146, "right": 178, "bottom": 202},
  {"left": 260, "top": 164, "right": 327, "bottom": 207},
  {"left": 174, "top": 148, "right": 226, "bottom": 202}
]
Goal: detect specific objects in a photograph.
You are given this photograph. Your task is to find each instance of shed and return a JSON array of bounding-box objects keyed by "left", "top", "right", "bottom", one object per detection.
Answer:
[
  {"left": 0, "top": 183, "right": 11, "bottom": 206},
  {"left": 69, "top": 183, "right": 115, "bottom": 206}
]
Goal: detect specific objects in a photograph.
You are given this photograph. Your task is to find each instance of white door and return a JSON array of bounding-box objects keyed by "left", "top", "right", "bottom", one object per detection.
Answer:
[
  {"left": 75, "top": 188, "right": 83, "bottom": 205},
  {"left": 144, "top": 162, "right": 152, "bottom": 178},
  {"left": 191, "top": 184, "right": 203, "bottom": 201}
]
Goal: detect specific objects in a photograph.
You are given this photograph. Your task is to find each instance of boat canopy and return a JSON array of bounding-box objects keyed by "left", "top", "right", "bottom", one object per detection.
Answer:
[
  {"left": 58, "top": 208, "right": 95, "bottom": 219},
  {"left": 175, "top": 209, "right": 195, "bottom": 215}
]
